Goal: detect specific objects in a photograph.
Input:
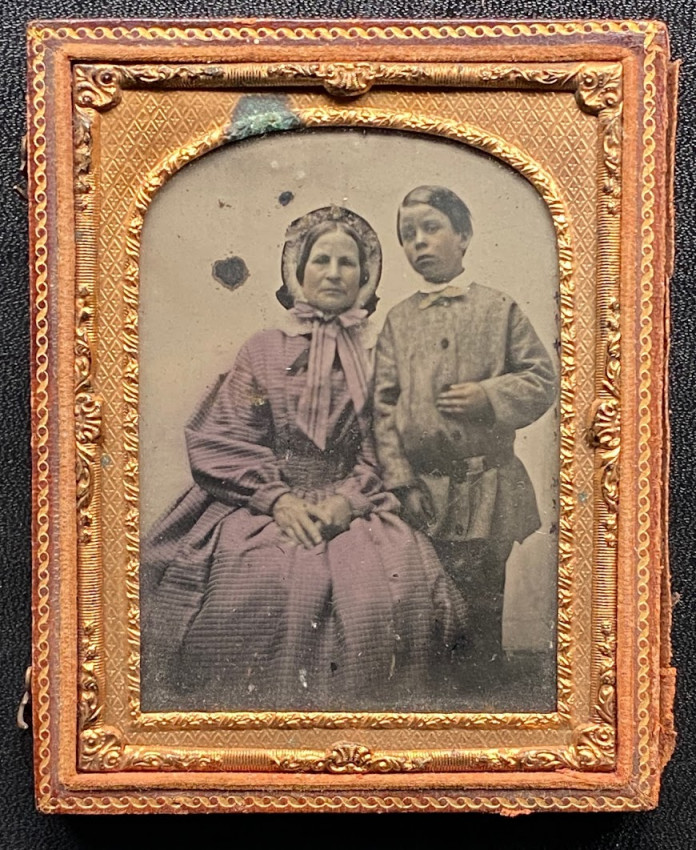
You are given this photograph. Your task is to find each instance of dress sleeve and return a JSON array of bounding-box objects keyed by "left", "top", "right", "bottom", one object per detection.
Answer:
[
  {"left": 478, "top": 302, "right": 558, "bottom": 431},
  {"left": 372, "top": 316, "right": 417, "bottom": 491},
  {"left": 185, "top": 340, "right": 291, "bottom": 514}
]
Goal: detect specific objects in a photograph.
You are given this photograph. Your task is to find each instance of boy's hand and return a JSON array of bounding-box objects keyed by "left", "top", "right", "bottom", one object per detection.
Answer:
[
  {"left": 436, "top": 382, "right": 492, "bottom": 419},
  {"left": 308, "top": 495, "right": 352, "bottom": 540},
  {"left": 399, "top": 487, "right": 435, "bottom": 532},
  {"left": 273, "top": 493, "right": 323, "bottom": 549}
]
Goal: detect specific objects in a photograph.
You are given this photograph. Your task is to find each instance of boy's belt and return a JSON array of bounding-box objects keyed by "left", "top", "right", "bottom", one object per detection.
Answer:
[{"left": 422, "top": 451, "right": 514, "bottom": 481}]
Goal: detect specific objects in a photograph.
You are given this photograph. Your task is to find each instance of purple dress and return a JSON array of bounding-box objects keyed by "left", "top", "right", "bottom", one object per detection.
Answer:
[{"left": 141, "top": 328, "right": 467, "bottom": 711}]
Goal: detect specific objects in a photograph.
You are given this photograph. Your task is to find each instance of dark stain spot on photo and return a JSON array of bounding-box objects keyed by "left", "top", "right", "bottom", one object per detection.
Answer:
[
  {"left": 212, "top": 255, "right": 250, "bottom": 291},
  {"left": 278, "top": 190, "right": 294, "bottom": 206}
]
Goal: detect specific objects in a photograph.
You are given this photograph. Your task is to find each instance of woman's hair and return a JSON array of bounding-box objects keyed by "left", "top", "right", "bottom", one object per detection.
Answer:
[
  {"left": 397, "top": 185, "right": 474, "bottom": 245},
  {"left": 295, "top": 220, "right": 370, "bottom": 289}
]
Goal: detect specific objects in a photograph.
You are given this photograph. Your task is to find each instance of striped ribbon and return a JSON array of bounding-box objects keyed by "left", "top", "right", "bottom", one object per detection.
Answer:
[{"left": 291, "top": 303, "right": 370, "bottom": 451}]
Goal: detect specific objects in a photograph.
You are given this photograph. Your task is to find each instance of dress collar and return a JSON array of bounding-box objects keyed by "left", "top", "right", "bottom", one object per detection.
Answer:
[{"left": 280, "top": 301, "right": 378, "bottom": 350}]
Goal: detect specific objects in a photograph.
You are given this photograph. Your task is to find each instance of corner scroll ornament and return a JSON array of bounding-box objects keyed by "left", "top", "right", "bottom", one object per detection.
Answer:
[
  {"left": 74, "top": 65, "right": 123, "bottom": 111},
  {"left": 469, "top": 722, "right": 615, "bottom": 771},
  {"left": 273, "top": 742, "right": 430, "bottom": 774},
  {"left": 574, "top": 66, "right": 623, "bottom": 213},
  {"left": 588, "top": 299, "right": 621, "bottom": 547}
]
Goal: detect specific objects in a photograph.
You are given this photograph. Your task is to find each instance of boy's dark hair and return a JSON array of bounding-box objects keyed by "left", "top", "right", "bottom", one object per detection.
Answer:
[{"left": 397, "top": 186, "right": 473, "bottom": 245}]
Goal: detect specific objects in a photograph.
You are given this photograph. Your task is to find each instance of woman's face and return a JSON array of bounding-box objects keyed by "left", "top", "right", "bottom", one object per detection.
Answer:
[
  {"left": 398, "top": 203, "right": 470, "bottom": 283},
  {"left": 300, "top": 229, "right": 362, "bottom": 315}
]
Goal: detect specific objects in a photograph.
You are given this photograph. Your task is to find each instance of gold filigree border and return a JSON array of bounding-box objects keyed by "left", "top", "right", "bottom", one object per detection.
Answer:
[
  {"left": 29, "top": 28, "right": 55, "bottom": 814},
  {"left": 35, "top": 792, "right": 655, "bottom": 814},
  {"left": 31, "top": 18, "right": 657, "bottom": 47},
  {"left": 635, "top": 22, "right": 660, "bottom": 802},
  {"left": 72, "top": 60, "right": 622, "bottom": 106},
  {"left": 71, "top": 722, "right": 616, "bottom": 775},
  {"left": 69, "top": 62, "right": 631, "bottom": 771},
  {"left": 27, "top": 18, "right": 666, "bottom": 812},
  {"left": 108, "top": 98, "right": 577, "bottom": 735},
  {"left": 73, "top": 85, "right": 107, "bottom": 773}
]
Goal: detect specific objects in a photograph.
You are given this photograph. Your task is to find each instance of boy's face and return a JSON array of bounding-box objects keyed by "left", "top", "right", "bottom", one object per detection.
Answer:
[{"left": 398, "top": 203, "right": 470, "bottom": 284}]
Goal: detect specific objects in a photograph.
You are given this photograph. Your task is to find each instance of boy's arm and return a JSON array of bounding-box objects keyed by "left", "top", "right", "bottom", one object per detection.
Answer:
[
  {"left": 478, "top": 302, "right": 558, "bottom": 430},
  {"left": 373, "top": 317, "right": 417, "bottom": 491}
]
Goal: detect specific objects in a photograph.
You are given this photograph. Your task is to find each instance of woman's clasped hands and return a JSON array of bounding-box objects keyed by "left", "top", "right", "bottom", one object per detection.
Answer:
[{"left": 273, "top": 493, "right": 352, "bottom": 549}]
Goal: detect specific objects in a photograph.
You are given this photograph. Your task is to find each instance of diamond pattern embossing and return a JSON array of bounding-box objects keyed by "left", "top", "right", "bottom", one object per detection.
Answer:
[{"left": 94, "top": 84, "right": 599, "bottom": 749}]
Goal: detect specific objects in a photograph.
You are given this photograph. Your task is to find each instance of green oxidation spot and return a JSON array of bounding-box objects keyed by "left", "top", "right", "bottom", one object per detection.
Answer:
[{"left": 225, "top": 94, "right": 301, "bottom": 142}]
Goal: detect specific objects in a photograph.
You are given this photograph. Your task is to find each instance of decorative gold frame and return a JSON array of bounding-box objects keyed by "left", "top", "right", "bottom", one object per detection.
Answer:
[{"left": 28, "top": 18, "right": 675, "bottom": 813}]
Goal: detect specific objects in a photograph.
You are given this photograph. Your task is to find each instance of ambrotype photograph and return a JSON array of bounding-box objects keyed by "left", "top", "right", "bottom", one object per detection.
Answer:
[
  {"left": 138, "top": 127, "right": 559, "bottom": 714},
  {"left": 29, "top": 17, "right": 676, "bottom": 815}
]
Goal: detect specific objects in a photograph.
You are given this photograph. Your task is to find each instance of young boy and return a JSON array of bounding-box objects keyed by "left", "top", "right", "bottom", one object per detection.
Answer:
[{"left": 373, "top": 186, "right": 557, "bottom": 665}]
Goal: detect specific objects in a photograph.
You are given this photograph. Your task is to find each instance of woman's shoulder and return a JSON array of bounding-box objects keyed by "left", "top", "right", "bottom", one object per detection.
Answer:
[
  {"left": 233, "top": 328, "right": 309, "bottom": 375},
  {"left": 238, "top": 327, "right": 292, "bottom": 357}
]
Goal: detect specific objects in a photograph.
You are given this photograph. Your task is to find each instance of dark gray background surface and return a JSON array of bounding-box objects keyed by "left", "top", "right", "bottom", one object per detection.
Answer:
[{"left": 2, "top": 1, "right": 694, "bottom": 845}]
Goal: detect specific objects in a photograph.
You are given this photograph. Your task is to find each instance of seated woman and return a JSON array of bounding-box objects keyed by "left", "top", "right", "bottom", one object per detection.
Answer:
[{"left": 141, "top": 206, "right": 467, "bottom": 712}]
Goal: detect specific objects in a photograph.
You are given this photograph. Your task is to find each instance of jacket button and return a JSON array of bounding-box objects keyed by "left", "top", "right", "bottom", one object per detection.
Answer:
[
  {"left": 440, "top": 338, "right": 449, "bottom": 349},
  {"left": 452, "top": 429, "right": 462, "bottom": 442},
  {"left": 455, "top": 524, "right": 465, "bottom": 536}
]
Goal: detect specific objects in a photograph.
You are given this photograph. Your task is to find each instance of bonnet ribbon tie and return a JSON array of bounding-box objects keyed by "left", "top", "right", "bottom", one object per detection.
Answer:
[{"left": 291, "top": 302, "right": 369, "bottom": 451}]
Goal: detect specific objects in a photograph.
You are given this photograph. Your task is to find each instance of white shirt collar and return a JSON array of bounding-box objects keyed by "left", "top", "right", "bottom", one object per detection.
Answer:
[{"left": 417, "top": 269, "right": 470, "bottom": 295}]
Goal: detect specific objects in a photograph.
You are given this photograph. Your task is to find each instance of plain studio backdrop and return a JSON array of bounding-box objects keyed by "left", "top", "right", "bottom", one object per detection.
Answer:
[{"left": 139, "top": 127, "right": 560, "bottom": 652}]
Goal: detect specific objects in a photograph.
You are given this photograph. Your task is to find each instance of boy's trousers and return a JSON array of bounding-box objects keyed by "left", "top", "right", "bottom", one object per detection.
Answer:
[{"left": 432, "top": 538, "right": 512, "bottom": 663}]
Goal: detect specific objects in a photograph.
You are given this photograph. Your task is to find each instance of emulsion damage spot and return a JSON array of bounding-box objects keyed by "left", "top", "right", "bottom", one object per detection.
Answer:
[
  {"left": 278, "top": 190, "right": 294, "bottom": 206},
  {"left": 212, "top": 256, "right": 250, "bottom": 291}
]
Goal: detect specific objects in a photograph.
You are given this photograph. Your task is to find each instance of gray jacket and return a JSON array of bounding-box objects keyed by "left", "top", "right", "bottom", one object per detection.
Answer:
[{"left": 373, "top": 282, "right": 557, "bottom": 548}]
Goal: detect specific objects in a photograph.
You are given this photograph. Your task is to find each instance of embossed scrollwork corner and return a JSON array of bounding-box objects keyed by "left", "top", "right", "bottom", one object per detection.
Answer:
[
  {"left": 79, "top": 727, "right": 125, "bottom": 771},
  {"left": 274, "top": 742, "right": 429, "bottom": 774},
  {"left": 74, "top": 65, "right": 124, "bottom": 111},
  {"left": 570, "top": 722, "right": 616, "bottom": 770},
  {"left": 469, "top": 722, "right": 615, "bottom": 772},
  {"left": 574, "top": 65, "right": 623, "bottom": 212},
  {"left": 574, "top": 65, "right": 623, "bottom": 115}
]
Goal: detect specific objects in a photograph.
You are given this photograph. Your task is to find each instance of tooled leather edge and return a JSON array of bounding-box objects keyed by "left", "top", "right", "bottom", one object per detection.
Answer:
[{"left": 658, "top": 56, "right": 679, "bottom": 772}]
